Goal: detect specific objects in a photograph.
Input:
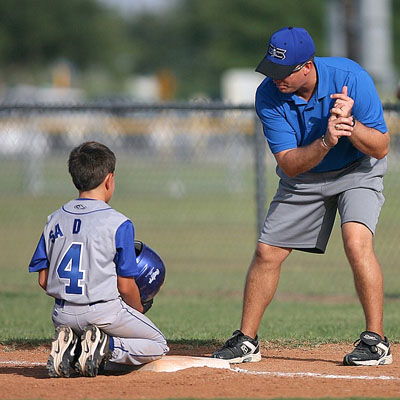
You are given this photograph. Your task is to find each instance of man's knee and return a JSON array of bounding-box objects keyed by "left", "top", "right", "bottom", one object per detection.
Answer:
[
  {"left": 253, "top": 242, "right": 290, "bottom": 267},
  {"left": 342, "top": 223, "right": 374, "bottom": 260}
]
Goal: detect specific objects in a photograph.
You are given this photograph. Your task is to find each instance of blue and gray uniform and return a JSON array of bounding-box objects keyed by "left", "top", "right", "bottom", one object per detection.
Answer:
[
  {"left": 29, "top": 198, "right": 168, "bottom": 365},
  {"left": 255, "top": 57, "right": 388, "bottom": 252}
]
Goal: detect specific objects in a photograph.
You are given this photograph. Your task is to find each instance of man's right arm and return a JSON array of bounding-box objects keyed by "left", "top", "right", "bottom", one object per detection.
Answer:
[
  {"left": 275, "top": 112, "right": 353, "bottom": 177},
  {"left": 256, "top": 85, "right": 334, "bottom": 177},
  {"left": 274, "top": 138, "right": 330, "bottom": 177}
]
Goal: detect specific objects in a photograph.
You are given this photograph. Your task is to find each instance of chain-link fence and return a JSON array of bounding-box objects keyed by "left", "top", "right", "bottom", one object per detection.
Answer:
[{"left": 1, "top": 102, "right": 400, "bottom": 302}]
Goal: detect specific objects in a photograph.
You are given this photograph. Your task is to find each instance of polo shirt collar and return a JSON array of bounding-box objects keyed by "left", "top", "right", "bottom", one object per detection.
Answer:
[{"left": 313, "top": 57, "right": 329, "bottom": 101}]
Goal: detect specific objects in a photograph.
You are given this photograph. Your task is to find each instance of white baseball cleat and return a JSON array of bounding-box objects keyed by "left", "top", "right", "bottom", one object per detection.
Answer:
[
  {"left": 47, "top": 325, "right": 79, "bottom": 378},
  {"left": 75, "top": 325, "right": 111, "bottom": 377}
]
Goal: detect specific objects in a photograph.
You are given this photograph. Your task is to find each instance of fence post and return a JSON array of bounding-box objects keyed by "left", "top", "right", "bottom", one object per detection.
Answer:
[{"left": 253, "top": 114, "right": 267, "bottom": 237}]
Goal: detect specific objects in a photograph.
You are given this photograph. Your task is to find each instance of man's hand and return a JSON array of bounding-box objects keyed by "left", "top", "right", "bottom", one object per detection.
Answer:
[
  {"left": 324, "top": 86, "right": 355, "bottom": 148},
  {"left": 330, "top": 86, "right": 354, "bottom": 118}
]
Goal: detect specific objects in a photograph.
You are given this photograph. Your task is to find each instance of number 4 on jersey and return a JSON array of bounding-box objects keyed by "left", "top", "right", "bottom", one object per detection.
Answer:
[{"left": 57, "top": 243, "right": 85, "bottom": 295}]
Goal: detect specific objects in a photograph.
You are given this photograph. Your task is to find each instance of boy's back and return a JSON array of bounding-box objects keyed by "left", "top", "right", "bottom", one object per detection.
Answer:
[{"left": 44, "top": 198, "right": 135, "bottom": 304}]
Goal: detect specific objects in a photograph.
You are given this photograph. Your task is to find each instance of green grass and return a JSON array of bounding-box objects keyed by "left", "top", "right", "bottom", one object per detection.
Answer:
[{"left": 1, "top": 155, "right": 400, "bottom": 345}]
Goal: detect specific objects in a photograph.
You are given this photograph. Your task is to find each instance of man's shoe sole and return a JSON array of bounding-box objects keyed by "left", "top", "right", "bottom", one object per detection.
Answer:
[
  {"left": 343, "top": 354, "right": 393, "bottom": 366},
  {"left": 216, "top": 351, "right": 262, "bottom": 364},
  {"left": 47, "top": 326, "right": 77, "bottom": 378}
]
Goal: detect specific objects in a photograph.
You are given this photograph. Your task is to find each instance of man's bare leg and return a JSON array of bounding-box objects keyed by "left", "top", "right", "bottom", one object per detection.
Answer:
[
  {"left": 342, "top": 222, "right": 384, "bottom": 338},
  {"left": 240, "top": 242, "right": 291, "bottom": 338}
]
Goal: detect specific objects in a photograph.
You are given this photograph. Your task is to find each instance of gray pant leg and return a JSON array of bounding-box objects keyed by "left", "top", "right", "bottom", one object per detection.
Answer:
[
  {"left": 51, "top": 298, "right": 169, "bottom": 366},
  {"left": 102, "top": 299, "right": 168, "bottom": 365}
]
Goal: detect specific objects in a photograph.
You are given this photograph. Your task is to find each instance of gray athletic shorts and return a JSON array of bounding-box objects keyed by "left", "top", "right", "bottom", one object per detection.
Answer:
[{"left": 259, "top": 156, "right": 387, "bottom": 253}]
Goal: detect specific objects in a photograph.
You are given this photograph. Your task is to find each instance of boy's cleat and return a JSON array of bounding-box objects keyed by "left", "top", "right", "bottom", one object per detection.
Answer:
[
  {"left": 343, "top": 331, "right": 393, "bottom": 366},
  {"left": 211, "top": 330, "right": 261, "bottom": 364},
  {"left": 75, "top": 325, "right": 111, "bottom": 377},
  {"left": 47, "top": 325, "right": 78, "bottom": 378}
]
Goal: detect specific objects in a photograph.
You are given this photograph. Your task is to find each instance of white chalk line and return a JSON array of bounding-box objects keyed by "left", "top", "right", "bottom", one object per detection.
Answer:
[
  {"left": 0, "top": 360, "right": 46, "bottom": 366},
  {"left": 1, "top": 360, "right": 400, "bottom": 381},
  {"left": 232, "top": 366, "right": 400, "bottom": 381}
]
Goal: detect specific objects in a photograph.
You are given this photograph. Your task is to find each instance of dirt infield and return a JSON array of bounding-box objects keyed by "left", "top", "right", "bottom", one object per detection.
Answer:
[{"left": 1, "top": 343, "right": 400, "bottom": 399}]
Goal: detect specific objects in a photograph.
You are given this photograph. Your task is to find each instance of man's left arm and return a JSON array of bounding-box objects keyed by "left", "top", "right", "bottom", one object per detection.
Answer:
[
  {"left": 347, "top": 120, "right": 389, "bottom": 159},
  {"left": 330, "top": 85, "right": 389, "bottom": 159}
]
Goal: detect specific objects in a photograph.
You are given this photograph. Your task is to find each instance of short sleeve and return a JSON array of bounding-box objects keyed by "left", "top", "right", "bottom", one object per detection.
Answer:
[
  {"left": 255, "top": 83, "right": 298, "bottom": 154},
  {"left": 114, "top": 220, "right": 138, "bottom": 277},
  {"left": 29, "top": 233, "right": 49, "bottom": 272},
  {"left": 351, "top": 71, "right": 387, "bottom": 133}
]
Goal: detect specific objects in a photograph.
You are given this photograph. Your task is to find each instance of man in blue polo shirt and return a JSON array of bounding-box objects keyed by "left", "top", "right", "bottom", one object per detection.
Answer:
[{"left": 212, "top": 26, "right": 391, "bottom": 366}]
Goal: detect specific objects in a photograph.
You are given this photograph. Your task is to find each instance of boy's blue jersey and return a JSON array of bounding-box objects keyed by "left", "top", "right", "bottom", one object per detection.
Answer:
[
  {"left": 29, "top": 198, "right": 138, "bottom": 304},
  {"left": 255, "top": 57, "right": 387, "bottom": 172}
]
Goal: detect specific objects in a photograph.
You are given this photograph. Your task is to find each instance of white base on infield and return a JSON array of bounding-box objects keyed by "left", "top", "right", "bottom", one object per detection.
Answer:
[
  {"left": 136, "top": 355, "right": 231, "bottom": 372},
  {"left": 2, "top": 360, "right": 400, "bottom": 380}
]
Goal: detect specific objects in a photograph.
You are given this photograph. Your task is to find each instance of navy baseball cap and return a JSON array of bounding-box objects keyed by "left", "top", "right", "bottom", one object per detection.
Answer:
[{"left": 256, "top": 26, "right": 315, "bottom": 80}]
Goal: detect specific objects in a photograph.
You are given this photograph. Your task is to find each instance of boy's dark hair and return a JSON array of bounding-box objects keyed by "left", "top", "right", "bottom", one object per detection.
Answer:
[{"left": 68, "top": 141, "right": 116, "bottom": 191}]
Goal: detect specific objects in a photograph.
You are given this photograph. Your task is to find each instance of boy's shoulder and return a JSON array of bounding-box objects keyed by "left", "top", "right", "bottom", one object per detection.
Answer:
[{"left": 47, "top": 199, "right": 129, "bottom": 225}]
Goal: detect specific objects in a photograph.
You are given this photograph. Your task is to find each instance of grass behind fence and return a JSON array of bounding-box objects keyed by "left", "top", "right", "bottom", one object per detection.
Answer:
[{"left": 1, "top": 155, "right": 400, "bottom": 345}]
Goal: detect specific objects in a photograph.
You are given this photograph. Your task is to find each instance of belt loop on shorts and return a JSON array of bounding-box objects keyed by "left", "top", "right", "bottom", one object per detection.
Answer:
[{"left": 55, "top": 298, "right": 65, "bottom": 307}]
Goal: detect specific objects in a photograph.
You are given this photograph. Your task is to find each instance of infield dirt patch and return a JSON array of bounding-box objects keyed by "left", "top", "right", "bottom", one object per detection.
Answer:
[{"left": 1, "top": 343, "right": 400, "bottom": 399}]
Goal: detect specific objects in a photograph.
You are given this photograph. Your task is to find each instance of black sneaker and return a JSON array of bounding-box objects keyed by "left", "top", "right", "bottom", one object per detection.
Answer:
[
  {"left": 211, "top": 330, "right": 261, "bottom": 364},
  {"left": 47, "top": 325, "right": 79, "bottom": 378},
  {"left": 343, "top": 331, "right": 393, "bottom": 366},
  {"left": 75, "top": 325, "right": 111, "bottom": 377}
]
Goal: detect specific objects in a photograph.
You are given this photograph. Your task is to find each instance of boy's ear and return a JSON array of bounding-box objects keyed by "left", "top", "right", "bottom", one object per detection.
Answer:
[{"left": 104, "top": 172, "right": 114, "bottom": 189}]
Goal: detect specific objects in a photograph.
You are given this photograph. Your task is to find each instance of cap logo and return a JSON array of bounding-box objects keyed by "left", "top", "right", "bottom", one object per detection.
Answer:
[{"left": 268, "top": 43, "right": 286, "bottom": 60}]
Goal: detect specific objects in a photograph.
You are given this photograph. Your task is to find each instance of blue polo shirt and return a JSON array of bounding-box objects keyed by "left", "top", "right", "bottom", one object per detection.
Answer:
[{"left": 255, "top": 57, "right": 387, "bottom": 172}]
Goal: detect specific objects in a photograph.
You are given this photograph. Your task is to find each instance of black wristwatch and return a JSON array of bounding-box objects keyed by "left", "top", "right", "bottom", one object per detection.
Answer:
[{"left": 351, "top": 115, "right": 356, "bottom": 127}]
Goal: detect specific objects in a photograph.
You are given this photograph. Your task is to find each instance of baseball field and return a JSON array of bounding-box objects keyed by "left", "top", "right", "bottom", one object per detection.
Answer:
[{"left": 1, "top": 154, "right": 400, "bottom": 399}]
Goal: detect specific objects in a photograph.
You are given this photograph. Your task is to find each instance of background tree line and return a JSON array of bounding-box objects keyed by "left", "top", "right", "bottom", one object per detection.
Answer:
[{"left": 0, "top": 0, "right": 398, "bottom": 100}]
